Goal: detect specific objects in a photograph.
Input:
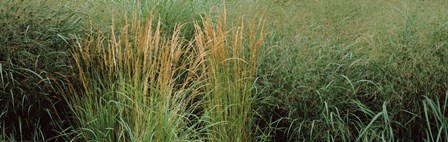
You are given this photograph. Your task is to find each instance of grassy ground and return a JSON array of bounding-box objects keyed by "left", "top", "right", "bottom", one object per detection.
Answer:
[{"left": 1, "top": 0, "right": 447, "bottom": 141}]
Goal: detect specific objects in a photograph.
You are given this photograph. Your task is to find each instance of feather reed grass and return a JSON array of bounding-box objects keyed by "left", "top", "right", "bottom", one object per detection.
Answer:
[
  {"left": 193, "top": 13, "right": 265, "bottom": 141},
  {"left": 70, "top": 13, "right": 203, "bottom": 141},
  {"left": 68, "top": 6, "right": 265, "bottom": 141}
]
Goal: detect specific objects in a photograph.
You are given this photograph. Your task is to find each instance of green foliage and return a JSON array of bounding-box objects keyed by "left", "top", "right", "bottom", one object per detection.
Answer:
[
  {"left": 68, "top": 15, "right": 203, "bottom": 141},
  {"left": 423, "top": 92, "right": 448, "bottom": 142},
  {"left": 0, "top": 0, "right": 81, "bottom": 141},
  {"left": 242, "top": 0, "right": 448, "bottom": 141},
  {"left": 194, "top": 14, "right": 265, "bottom": 141},
  {"left": 75, "top": 0, "right": 221, "bottom": 39},
  {"left": 1, "top": 0, "right": 447, "bottom": 141},
  {"left": 66, "top": 5, "right": 265, "bottom": 141}
]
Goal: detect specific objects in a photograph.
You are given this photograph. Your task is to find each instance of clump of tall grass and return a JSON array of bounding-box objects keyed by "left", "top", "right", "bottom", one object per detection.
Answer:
[
  {"left": 228, "top": 0, "right": 448, "bottom": 141},
  {"left": 193, "top": 11, "right": 265, "bottom": 141},
  {"left": 69, "top": 14, "right": 203, "bottom": 141},
  {"left": 0, "top": 0, "right": 81, "bottom": 141},
  {"left": 67, "top": 6, "right": 266, "bottom": 141}
]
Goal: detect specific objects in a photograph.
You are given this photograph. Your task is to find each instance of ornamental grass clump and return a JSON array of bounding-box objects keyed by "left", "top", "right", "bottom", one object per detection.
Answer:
[
  {"left": 68, "top": 8, "right": 265, "bottom": 141},
  {"left": 193, "top": 12, "right": 265, "bottom": 141},
  {"left": 70, "top": 14, "right": 203, "bottom": 141}
]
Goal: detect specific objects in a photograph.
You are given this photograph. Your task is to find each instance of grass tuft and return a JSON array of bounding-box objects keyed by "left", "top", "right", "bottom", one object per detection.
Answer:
[{"left": 67, "top": 5, "right": 265, "bottom": 141}]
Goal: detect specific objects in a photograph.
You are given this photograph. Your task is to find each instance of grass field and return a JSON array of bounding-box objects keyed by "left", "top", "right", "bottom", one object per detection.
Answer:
[{"left": 1, "top": 0, "right": 447, "bottom": 141}]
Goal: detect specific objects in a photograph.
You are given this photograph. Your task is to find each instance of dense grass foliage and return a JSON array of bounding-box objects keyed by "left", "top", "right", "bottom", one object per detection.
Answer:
[
  {"left": 0, "top": 0, "right": 82, "bottom": 141},
  {"left": 1, "top": 0, "right": 447, "bottom": 141},
  {"left": 69, "top": 16, "right": 201, "bottom": 141},
  {"left": 195, "top": 14, "right": 265, "bottom": 142},
  {"left": 67, "top": 9, "right": 264, "bottom": 141},
  {"left": 231, "top": 0, "right": 448, "bottom": 141}
]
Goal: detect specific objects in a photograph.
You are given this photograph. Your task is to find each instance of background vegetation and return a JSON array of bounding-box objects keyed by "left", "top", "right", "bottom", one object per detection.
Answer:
[{"left": 1, "top": 0, "right": 447, "bottom": 141}]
